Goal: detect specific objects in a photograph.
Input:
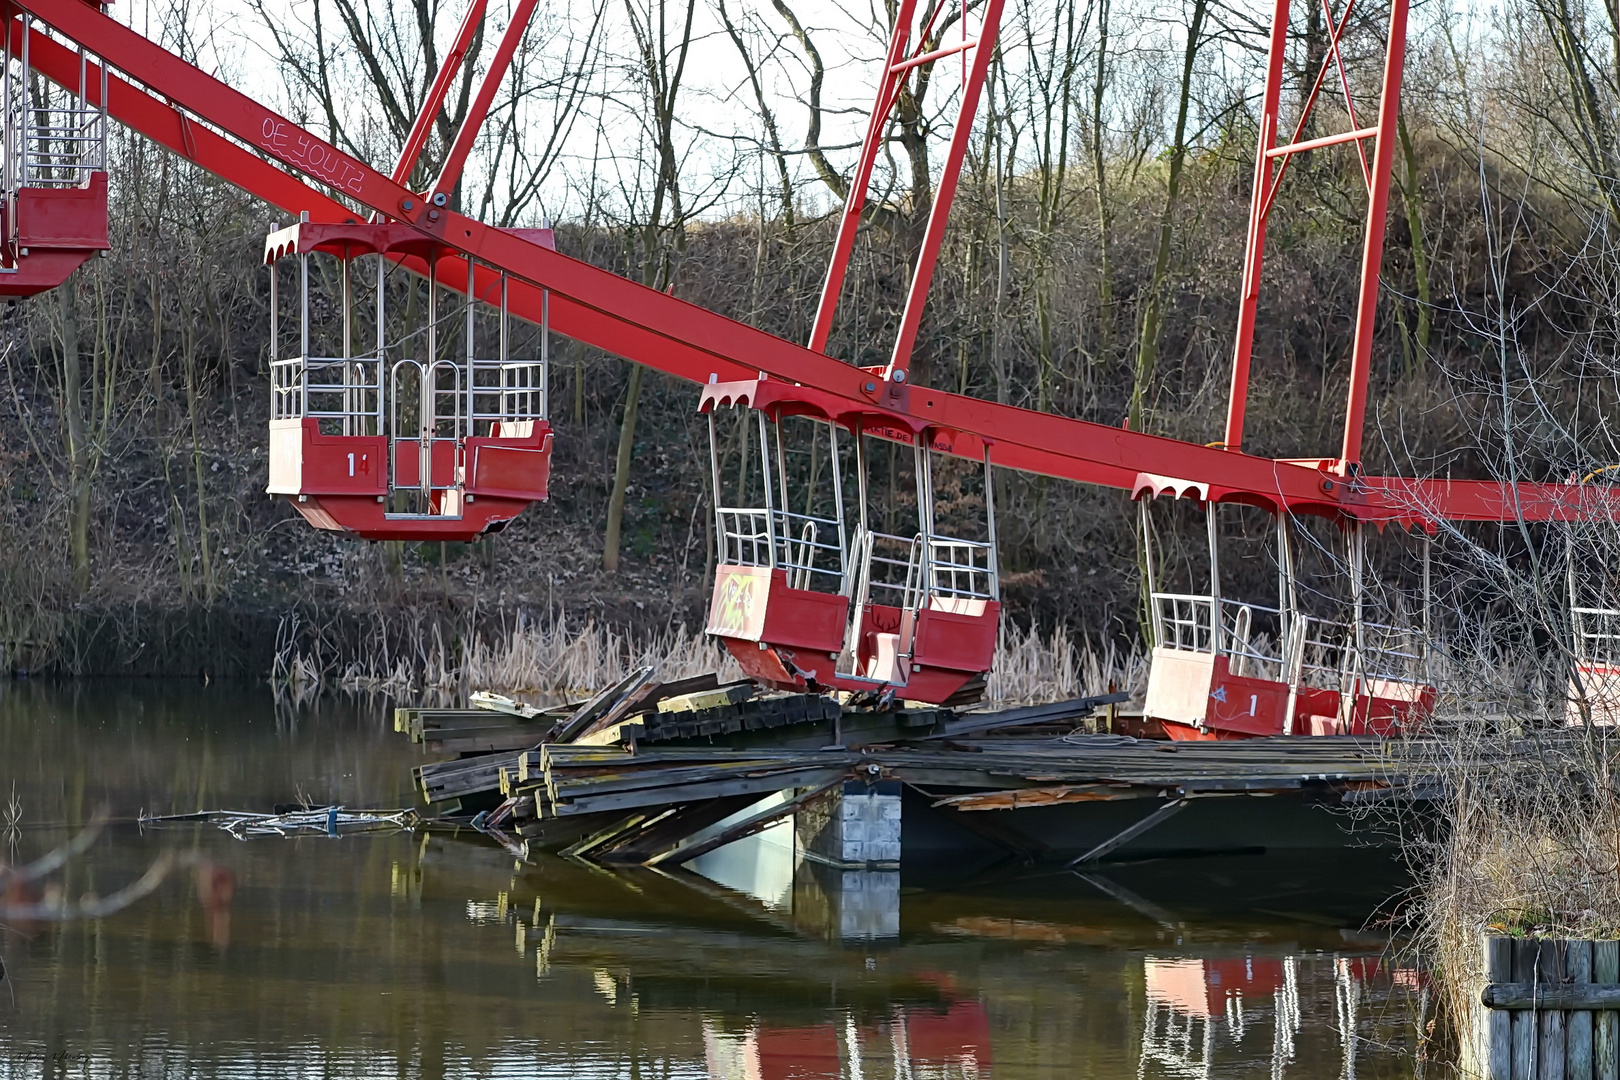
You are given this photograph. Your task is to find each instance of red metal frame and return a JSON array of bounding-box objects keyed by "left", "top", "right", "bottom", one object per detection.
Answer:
[
  {"left": 390, "top": 0, "right": 488, "bottom": 189},
  {"left": 807, "top": 0, "right": 1006, "bottom": 389},
  {"left": 430, "top": 0, "right": 540, "bottom": 204},
  {"left": 1225, "top": 0, "right": 1409, "bottom": 476},
  {"left": 11, "top": 0, "right": 1620, "bottom": 534}
]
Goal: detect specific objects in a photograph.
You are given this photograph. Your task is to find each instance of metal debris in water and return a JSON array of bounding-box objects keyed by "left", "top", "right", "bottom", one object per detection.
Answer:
[{"left": 141, "top": 807, "right": 417, "bottom": 839}]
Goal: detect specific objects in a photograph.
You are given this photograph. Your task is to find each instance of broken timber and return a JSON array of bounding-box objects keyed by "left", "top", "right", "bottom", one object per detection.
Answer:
[{"left": 403, "top": 677, "right": 1446, "bottom": 868}]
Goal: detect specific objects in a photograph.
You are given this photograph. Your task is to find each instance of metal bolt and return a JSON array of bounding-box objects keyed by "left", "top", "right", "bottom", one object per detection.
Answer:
[
  {"left": 432, "top": 192, "right": 448, "bottom": 207},
  {"left": 1321, "top": 479, "right": 1335, "bottom": 492},
  {"left": 891, "top": 369, "right": 906, "bottom": 383},
  {"left": 401, "top": 199, "right": 415, "bottom": 212},
  {"left": 863, "top": 381, "right": 877, "bottom": 393},
  {"left": 428, "top": 209, "right": 440, "bottom": 222}
]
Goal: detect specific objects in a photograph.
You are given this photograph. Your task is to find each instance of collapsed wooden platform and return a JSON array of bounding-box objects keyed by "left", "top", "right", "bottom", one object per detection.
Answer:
[{"left": 394, "top": 670, "right": 1437, "bottom": 869}]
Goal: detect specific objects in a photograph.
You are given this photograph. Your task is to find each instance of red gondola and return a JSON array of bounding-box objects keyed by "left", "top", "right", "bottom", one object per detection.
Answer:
[
  {"left": 262, "top": 217, "right": 552, "bottom": 541},
  {"left": 1136, "top": 475, "right": 1437, "bottom": 740},
  {"left": 0, "top": 14, "right": 109, "bottom": 296},
  {"left": 1565, "top": 470, "right": 1620, "bottom": 724},
  {"left": 700, "top": 378, "right": 1000, "bottom": 706}
]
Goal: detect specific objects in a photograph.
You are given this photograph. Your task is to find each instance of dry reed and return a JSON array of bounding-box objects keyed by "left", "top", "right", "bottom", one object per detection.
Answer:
[{"left": 272, "top": 612, "right": 1143, "bottom": 708}]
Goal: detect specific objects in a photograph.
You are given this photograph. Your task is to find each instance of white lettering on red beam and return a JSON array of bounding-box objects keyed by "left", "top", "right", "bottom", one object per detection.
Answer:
[{"left": 259, "top": 119, "right": 366, "bottom": 195}]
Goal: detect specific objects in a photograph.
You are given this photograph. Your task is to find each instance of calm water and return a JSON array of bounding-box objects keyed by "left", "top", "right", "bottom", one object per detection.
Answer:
[{"left": 0, "top": 682, "right": 1429, "bottom": 1078}]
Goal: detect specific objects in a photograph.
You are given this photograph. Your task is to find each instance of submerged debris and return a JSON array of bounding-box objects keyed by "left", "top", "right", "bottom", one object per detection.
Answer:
[{"left": 142, "top": 807, "right": 417, "bottom": 839}]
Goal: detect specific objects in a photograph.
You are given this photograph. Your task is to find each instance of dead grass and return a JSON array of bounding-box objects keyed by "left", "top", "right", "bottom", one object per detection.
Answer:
[
  {"left": 986, "top": 622, "right": 1146, "bottom": 706},
  {"left": 1396, "top": 694, "right": 1620, "bottom": 1074},
  {"left": 273, "top": 612, "right": 1143, "bottom": 708}
]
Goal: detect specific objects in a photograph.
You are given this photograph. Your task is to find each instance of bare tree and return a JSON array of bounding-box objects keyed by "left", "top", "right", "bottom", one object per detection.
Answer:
[{"left": 602, "top": 0, "right": 700, "bottom": 573}]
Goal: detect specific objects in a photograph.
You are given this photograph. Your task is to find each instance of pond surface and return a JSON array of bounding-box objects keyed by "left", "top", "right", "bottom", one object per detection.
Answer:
[{"left": 0, "top": 681, "right": 1430, "bottom": 1078}]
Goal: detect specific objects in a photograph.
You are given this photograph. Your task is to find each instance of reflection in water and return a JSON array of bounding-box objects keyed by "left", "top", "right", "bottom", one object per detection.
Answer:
[{"left": 0, "top": 683, "right": 1425, "bottom": 1078}]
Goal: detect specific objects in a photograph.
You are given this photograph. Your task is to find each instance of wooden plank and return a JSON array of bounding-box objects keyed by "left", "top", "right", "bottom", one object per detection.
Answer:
[
  {"left": 426, "top": 731, "right": 546, "bottom": 755},
  {"left": 575, "top": 719, "right": 645, "bottom": 747},
  {"left": 595, "top": 793, "right": 762, "bottom": 863},
  {"left": 1542, "top": 940, "right": 1569, "bottom": 1080},
  {"left": 576, "top": 672, "right": 667, "bottom": 741},
  {"left": 1489, "top": 985, "right": 1620, "bottom": 1010},
  {"left": 548, "top": 759, "right": 841, "bottom": 804},
  {"left": 1513, "top": 938, "right": 1539, "bottom": 1080},
  {"left": 1597, "top": 940, "right": 1619, "bottom": 1080},
  {"left": 657, "top": 682, "right": 754, "bottom": 713},
  {"left": 931, "top": 783, "right": 1158, "bottom": 810},
  {"left": 514, "top": 808, "right": 624, "bottom": 847},
  {"left": 543, "top": 745, "right": 845, "bottom": 766},
  {"left": 558, "top": 811, "right": 657, "bottom": 858},
  {"left": 469, "top": 690, "right": 550, "bottom": 718},
  {"left": 551, "top": 766, "right": 848, "bottom": 816},
  {"left": 1063, "top": 798, "right": 1189, "bottom": 866},
  {"left": 1487, "top": 936, "right": 1513, "bottom": 1080},
  {"left": 924, "top": 692, "right": 1130, "bottom": 739},
  {"left": 515, "top": 750, "right": 545, "bottom": 784},
  {"left": 1572, "top": 940, "right": 1596, "bottom": 1080},
  {"left": 415, "top": 751, "right": 522, "bottom": 801},
  {"left": 548, "top": 759, "right": 810, "bottom": 801},
  {"left": 554, "top": 667, "right": 654, "bottom": 744}
]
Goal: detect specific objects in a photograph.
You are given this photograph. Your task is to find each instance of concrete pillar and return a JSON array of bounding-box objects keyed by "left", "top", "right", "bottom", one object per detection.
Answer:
[{"left": 795, "top": 779, "right": 902, "bottom": 868}]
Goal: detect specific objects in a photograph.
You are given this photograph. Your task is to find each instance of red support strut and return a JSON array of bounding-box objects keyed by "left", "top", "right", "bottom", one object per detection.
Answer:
[
  {"left": 390, "top": 0, "right": 488, "bottom": 189},
  {"left": 1225, "top": 0, "right": 1293, "bottom": 454},
  {"left": 807, "top": 0, "right": 1006, "bottom": 391},
  {"left": 431, "top": 0, "right": 541, "bottom": 204},
  {"left": 1225, "top": 0, "right": 1410, "bottom": 474},
  {"left": 1339, "top": 0, "right": 1410, "bottom": 474}
]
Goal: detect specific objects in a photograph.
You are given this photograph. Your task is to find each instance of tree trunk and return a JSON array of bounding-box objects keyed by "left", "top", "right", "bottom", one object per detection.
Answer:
[
  {"left": 59, "top": 273, "right": 90, "bottom": 592},
  {"left": 1129, "top": 0, "right": 1206, "bottom": 433},
  {"left": 601, "top": 365, "right": 645, "bottom": 572},
  {"left": 1091, "top": 0, "right": 1113, "bottom": 355}
]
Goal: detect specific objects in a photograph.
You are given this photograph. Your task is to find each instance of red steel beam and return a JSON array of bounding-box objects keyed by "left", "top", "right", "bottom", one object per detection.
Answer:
[
  {"left": 885, "top": 0, "right": 1006, "bottom": 383},
  {"left": 1224, "top": 0, "right": 1290, "bottom": 453},
  {"left": 431, "top": 0, "right": 540, "bottom": 203},
  {"left": 1338, "top": 0, "right": 1410, "bottom": 474},
  {"left": 392, "top": 0, "right": 488, "bottom": 188},
  {"left": 17, "top": 1, "right": 1620, "bottom": 527},
  {"left": 806, "top": 0, "right": 919, "bottom": 354}
]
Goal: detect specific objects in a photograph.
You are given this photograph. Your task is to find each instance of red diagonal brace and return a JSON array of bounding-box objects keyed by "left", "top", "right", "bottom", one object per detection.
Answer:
[
  {"left": 1321, "top": 0, "right": 1371, "bottom": 190},
  {"left": 1259, "top": 0, "right": 1358, "bottom": 220},
  {"left": 392, "top": 0, "right": 487, "bottom": 188},
  {"left": 432, "top": 0, "right": 539, "bottom": 204},
  {"left": 807, "top": 0, "right": 919, "bottom": 354},
  {"left": 884, "top": 0, "right": 1006, "bottom": 385}
]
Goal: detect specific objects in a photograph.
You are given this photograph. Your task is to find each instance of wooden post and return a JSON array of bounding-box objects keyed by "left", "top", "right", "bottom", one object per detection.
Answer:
[
  {"left": 1516, "top": 938, "right": 1541, "bottom": 1080},
  {"left": 1543, "top": 939, "right": 1570, "bottom": 1080},
  {"left": 1484, "top": 936, "right": 1620, "bottom": 1079},
  {"left": 1596, "top": 940, "right": 1619, "bottom": 1080},
  {"left": 1572, "top": 940, "right": 1596, "bottom": 1080},
  {"left": 1488, "top": 936, "right": 1513, "bottom": 1080}
]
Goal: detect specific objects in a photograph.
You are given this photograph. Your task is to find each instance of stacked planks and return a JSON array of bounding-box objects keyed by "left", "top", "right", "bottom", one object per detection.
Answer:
[
  {"left": 634, "top": 693, "right": 841, "bottom": 743},
  {"left": 410, "top": 672, "right": 745, "bottom": 805},
  {"left": 514, "top": 745, "right": 855, "bottom": 818},
  {"left": 396, "top": 704, "right": 571, "bottom": 755}
]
